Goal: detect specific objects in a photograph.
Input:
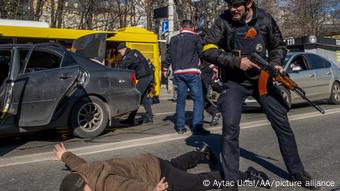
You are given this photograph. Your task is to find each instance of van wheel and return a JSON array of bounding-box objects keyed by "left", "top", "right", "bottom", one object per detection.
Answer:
[
  {"left": 70, "top": 97, "right": 108, "bottom": 138},
  {"left": 279, "top": 86, "right": 291, "bottom": 108},
  {"left": 329, "top": 81, "right": 340, "bottom": 105}
]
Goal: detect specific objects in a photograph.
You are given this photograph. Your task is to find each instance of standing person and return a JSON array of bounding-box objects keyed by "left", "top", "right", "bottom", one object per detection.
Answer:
[
  {"left": 55, "top": 143, "right": 269, "bottom": 191},
  {"left": 163, "top": 20, "right": 210, "bottom": 135},
  {"left": 117, "top": 43, "right": 154, "bottom": 125},
  {"left": 202, "top": 0, "right": 318, "bottom": 190},
  {"left": 200, "top": 60, "right": 222, "bottom": 126}
]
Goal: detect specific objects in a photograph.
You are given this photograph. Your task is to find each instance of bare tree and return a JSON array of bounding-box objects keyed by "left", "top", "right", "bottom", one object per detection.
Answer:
[
  {"left": 172, "top": 0, "right": 225, "bottom": 31},
  {"left": 1, "top": 0, "right": 338, "bottom": 38},
  {"left": 0, "top": 0, "right": 20, "bottom": 19},
  {"left": 29, "top": 0, "right": 47, "bottom": 21},
  {"left": 279, "top": 0, "right": 339, "bottom": 37},
  {"left": 50, "top": 0, "right": 66, "bottom": 28}
]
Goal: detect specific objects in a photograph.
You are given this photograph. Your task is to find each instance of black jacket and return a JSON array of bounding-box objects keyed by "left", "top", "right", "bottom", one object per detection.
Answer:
[
  {"left": 203, "top": 7, "right": 287, "bottom": 83},
  {"left": 164, "top": 31, "right": 203, "bottom": 74},
  {"left": 118, "top": 48, "right": 153, "bottom": 79}
]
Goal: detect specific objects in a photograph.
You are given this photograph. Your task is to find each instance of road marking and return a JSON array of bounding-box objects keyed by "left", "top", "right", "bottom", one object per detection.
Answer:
[
  {"left": 154, "top": 111, "right": 176, "bottom": 116},
  {"left": 152, "top": 107, "right": 334, "bottom": 117},
  {"left": 0, "top": 107, "right": 340, "bottom": 167}
]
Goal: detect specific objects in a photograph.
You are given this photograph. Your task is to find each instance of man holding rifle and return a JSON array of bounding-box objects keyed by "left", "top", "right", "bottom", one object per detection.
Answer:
[{"left": 202, "top": 0, "right": 319, "bottom": 190}]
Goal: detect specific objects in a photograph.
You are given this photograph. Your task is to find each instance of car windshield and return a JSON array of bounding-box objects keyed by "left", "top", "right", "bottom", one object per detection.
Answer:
[{"left": 283, "top": 54, "right": 293, "bottom": 66}]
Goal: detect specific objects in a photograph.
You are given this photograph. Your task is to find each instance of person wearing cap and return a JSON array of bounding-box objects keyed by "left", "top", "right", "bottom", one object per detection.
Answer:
[
  {"left": 55, "top": 143, "right": 270, "bottom": 191},
  {"left": 163, "top": 20, "right": 210, "bottom": 135},
  {"left": 202, "top": 0, "right": 318, "bottom": 190},
  {"left": 116, "top": 43, "right": 154, "bottom": 125}
]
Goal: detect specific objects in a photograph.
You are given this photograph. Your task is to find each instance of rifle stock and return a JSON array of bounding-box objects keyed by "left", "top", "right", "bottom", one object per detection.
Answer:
[{"left": 248, "top": 53, "right": 325, "bottom": 114}]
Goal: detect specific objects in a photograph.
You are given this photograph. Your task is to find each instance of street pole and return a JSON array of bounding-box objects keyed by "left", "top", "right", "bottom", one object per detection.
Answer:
[
  {"left": 167, "top": 0, "right": 176, "bottom": 100},
  {"left": 168, "top": 0, "right": 174, "bottom": 39}
]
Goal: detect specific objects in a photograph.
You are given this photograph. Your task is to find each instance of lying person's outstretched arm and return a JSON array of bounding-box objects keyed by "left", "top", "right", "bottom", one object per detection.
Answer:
[{"left": 54, "top": 143, "right": 87, "bottom": 170}]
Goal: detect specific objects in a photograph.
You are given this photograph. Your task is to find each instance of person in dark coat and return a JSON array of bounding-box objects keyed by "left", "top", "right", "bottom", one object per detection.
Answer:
[
  {"left": 117, "top": 43, "right": 154, "bottom": 125},
  {"left": 202, "top": 0, "right": 318, "bottom": 190}
]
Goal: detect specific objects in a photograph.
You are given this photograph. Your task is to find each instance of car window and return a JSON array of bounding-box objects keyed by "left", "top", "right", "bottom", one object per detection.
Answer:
[
  {"left": 306, "top": 54, "right": 331, "bottom": 69},
  {"left": 25, "top": 50, "right": 61, "bottom": 73},
  {"left": 287, "top": 55, "right": 309, "bottom": 73},
  {"left": 19, "top": 49, "right": 29, "bottom": 73},
  {"left": 0, "top": 50, "right": 11, "bottom": 87}
]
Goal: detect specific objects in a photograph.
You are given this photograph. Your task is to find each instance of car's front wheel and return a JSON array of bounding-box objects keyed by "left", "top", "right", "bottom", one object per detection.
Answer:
[
  {"left": 329, "top": 81, "right": 340, "bottom": 105},
  {"left": 70, "top": 96, "right": 108, "bottom": 138}
]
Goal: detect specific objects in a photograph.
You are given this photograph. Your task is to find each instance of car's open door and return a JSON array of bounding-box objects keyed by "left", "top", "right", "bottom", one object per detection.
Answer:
[
  {"left": 17, "top": 43, "right": 82, "bottom": 126},
  {"left": 71, "top": 33, "right": 114, "bottom": 65},
  {"left": 1, "top": 47, "right": 20, "bottom": 120}
]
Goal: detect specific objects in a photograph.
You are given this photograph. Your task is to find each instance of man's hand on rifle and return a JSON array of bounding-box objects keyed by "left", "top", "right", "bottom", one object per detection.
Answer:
[
  {"left": 274, "top": 65, "right": 284, "bottom": 74},
  {"left": 240, "top": 58, "right": 260, "bottom": 71}
]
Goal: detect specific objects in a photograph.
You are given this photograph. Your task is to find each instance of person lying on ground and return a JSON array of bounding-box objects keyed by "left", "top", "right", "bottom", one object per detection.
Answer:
[{"left": 55, "top": 142, "right": 269, "bottom": 191}]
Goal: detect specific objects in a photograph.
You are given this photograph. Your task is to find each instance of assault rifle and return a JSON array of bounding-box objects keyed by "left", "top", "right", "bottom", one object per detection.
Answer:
[{"left": 248, "top": 53, "right": 325, "bottom": 114}]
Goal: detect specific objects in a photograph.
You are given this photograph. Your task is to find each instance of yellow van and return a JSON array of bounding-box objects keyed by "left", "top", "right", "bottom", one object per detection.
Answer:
[{"left": 0, "top": 25, "right": 161, "bottom": 99}]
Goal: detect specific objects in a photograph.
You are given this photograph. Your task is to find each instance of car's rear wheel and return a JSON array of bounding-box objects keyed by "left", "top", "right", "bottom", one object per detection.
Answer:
[
  {"left": 279, "top": 86, "right": 291, "bottom": 108},
  {"left": 329, "top": 81, "right": 340, "bottom": 105},
  {"left": 70, "top": 96, "right": 108, "bottom": 138}
]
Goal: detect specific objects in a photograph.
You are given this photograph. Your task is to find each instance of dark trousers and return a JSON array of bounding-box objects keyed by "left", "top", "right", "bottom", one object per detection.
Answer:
[
  {"left": 218, "top": 81, "right": 304, "bottom": 182},
  {"left": 128, "top": 75, "right": 153, "bottom": 120},
  {"left": 159, "top": 151, "right": 223, "bottom": 191},
  {"left": 201, "top": 71, "right": 219, "bottom": 117}
]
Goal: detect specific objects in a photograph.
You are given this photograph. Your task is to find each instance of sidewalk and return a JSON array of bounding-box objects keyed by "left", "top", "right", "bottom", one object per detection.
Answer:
[{"left": 159, "top": 85, "right": 174, "bottom": 101}]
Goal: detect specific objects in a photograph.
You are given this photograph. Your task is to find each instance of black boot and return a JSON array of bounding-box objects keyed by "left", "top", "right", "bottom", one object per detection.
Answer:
[
  {"left": 291, "top": 171, "right": 320, "bottom": 190},
  {"left": 245, "top": 167, "right": 271, "bottom": 189},
  {"left": 120, "top": 117, "right": 143, "bottom": 126},
  {"left": 197, "top": 141, "right": 218, "bottom": 165},
  {"left": 191, "top": 125, "right": 210, "bottom": 135}
]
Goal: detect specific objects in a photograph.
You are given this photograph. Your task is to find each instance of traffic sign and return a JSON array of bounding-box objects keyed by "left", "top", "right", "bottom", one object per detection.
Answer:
[{"left": 161, "top": 19, "right": 169, "bottom": 34}]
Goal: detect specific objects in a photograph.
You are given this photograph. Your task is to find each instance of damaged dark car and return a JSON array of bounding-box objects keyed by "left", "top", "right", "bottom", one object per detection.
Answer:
[{"left": 0, "top": 33, "right": 140, "bottom": 138}]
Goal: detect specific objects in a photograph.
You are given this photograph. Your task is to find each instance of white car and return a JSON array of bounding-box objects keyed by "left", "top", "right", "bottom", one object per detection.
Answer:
[{"left": 245, "top": 52, "right": 340, "bottom": 107}]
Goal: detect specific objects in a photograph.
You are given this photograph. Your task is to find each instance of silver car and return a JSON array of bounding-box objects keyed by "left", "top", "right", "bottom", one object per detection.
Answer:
[{"left": 245, "top": 52, "right": 340, "bottom": 107}]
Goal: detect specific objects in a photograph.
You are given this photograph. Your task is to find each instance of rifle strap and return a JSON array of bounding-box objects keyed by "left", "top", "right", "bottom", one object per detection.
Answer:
[{"left": 258, "top": 70, "right": 269, "bottom": 96}]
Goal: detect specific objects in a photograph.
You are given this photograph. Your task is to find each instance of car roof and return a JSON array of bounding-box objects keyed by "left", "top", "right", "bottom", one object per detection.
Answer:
[
  {"left": 0, "top": 43, "right": 65, "bottom": 54},
  {"left": 287, "top": 52, "right": 303, "bottom": 56},
  {"left": 0, "top": 44, "right": 33, "bottom": 49},
  {"left": 287, "top": 51, "right": 337, "bottom": 66},
  {"left": 287, "top": 52, "right": 334, "bottom": 60}
]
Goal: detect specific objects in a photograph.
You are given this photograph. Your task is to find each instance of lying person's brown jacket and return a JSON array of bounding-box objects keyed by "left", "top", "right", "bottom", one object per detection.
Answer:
[{"left": 62, "top": 152, "right": 161, "bottom": 191}]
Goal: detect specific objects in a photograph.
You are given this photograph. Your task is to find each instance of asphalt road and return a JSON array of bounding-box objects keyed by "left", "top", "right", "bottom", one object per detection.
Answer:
[{"left": 0, "top": 99, "right": 339, "bottom": 191}]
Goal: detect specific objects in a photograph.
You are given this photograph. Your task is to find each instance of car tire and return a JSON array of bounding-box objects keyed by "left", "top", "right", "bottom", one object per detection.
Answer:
[
  {"left": 70, "top": 96, "right": 108, "bottom": 138},
  {"left": 329, "top": 81, "right": 340, "bottom": 105},
  {"left": 279, "top": 86, "right": 291, "bottom": 108}
]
